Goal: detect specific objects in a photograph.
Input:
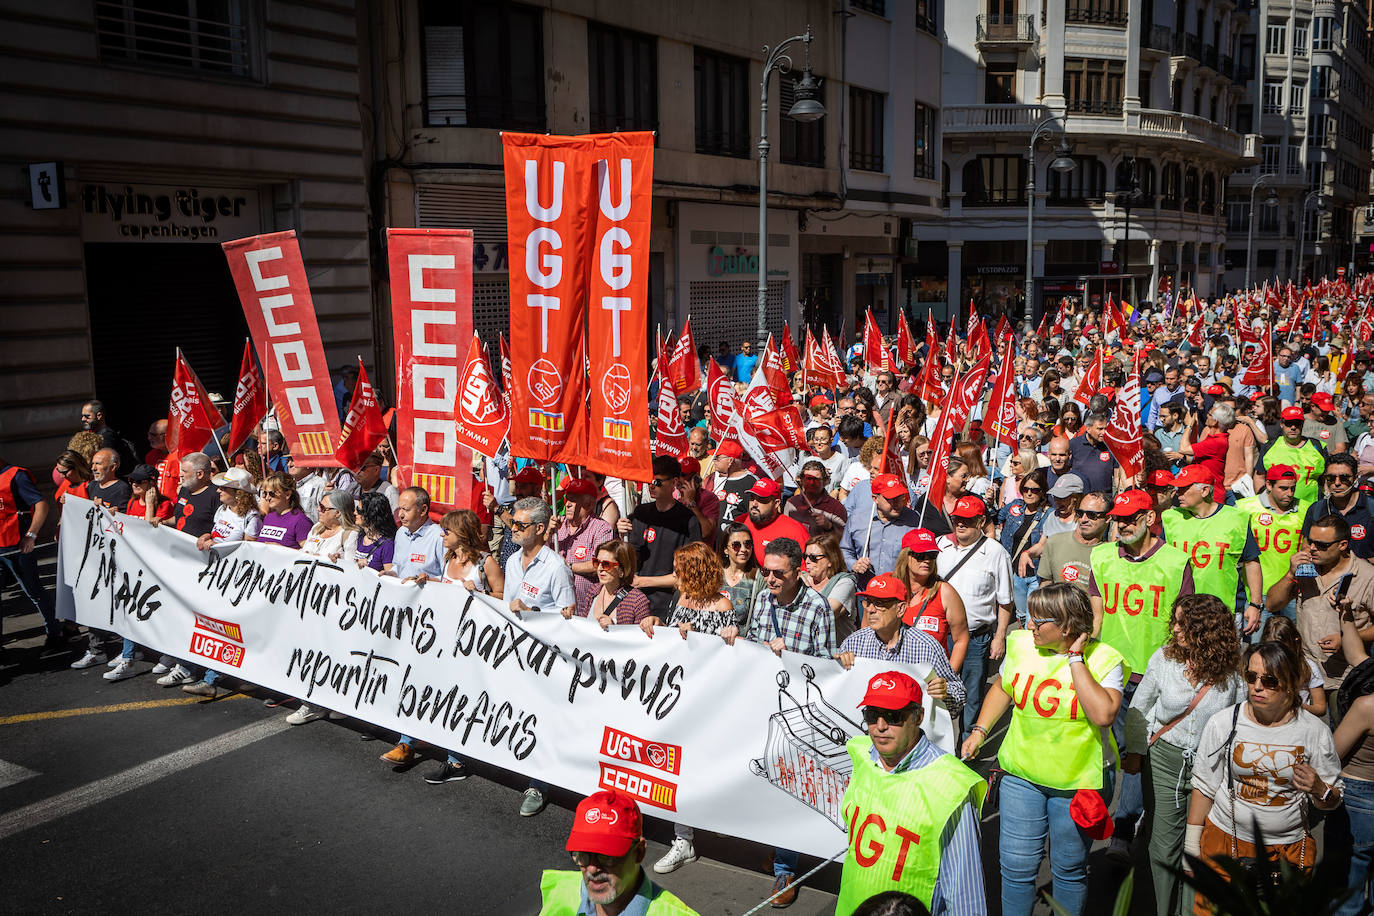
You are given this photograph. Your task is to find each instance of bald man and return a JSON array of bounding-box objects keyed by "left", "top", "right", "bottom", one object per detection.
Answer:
[
  {"left": 88, "top": 448, "right": 131, "bottom": 509},
  {"left": 1046, "top": 437, "right": 1073, "bottom": 489}
]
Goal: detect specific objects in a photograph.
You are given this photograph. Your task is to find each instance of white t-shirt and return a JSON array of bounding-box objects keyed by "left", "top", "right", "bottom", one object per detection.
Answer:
[
  {"left": 301, "top": 526, "right": 359, "bottom": 564},
  {"left": 1192, "top": 704, "right": 1342, "bottom": 845},
  {"left": 936, "top": 534, "right": 1014, "bottom": 629},
  {"left": 840, "top": 461, "right": 871, "bottom": 494},
  {"left": 791, "top": 450, "right": 849, "bottom": 489},
  {"left": 212, "top": 506, "right": 262, "bottom": 543}
]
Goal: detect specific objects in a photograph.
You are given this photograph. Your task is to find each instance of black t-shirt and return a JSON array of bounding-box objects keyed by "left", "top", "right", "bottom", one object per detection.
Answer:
[
  {"left": 89, "top": 478, "right": 132, "bottom": 509},
  {"left": 717, "top": 473, "right": 757, "bottom": 524},
  {"left": 629, "top": 501, "right": 703, "bottom": 615},
  {"left": 173, "top": 484, "right": 220, "bottom": 537},
  {"left": 1068, "top": 435, "right": 1118, "bottom": 493},
  {"left": 1302, "top": 495, "right": 1374, "bottom": 560}
]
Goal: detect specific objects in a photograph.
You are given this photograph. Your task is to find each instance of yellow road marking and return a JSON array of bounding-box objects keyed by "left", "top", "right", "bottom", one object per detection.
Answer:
[{"left": 0, "top": 694, "right": 247, "bottom": 726}]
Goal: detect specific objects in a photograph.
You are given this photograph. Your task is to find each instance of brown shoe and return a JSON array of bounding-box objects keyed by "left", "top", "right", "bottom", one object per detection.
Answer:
[
  {"left": 380, "top": 743, "right": 414, "bottom": 765},
  {"left": 769, "top": 874, "right": 798, "bottom": 908}
]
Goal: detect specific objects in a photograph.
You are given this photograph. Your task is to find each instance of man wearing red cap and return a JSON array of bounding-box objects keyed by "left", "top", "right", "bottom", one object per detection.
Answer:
[
  {"left": 703, "top": 440, "right": 756, "bottom": 524},
  {"left": 539, "top": 790, "right": 697, "bottom": 915},
  {"left": 1305, "top": 390, "right": 1348, "bottom": 453},
  {"left": 744, "top": 477, "right": 811, "bottom": 564},
  {"left": 1236, "top": 465, "right": 1313, "bottom": 606},
  {"left": 1259, "top": 406, "right": 1328, "bottom": 503},
  {"left": 1161, "top": 464, "right": 1264, "bottom": 633},
  {"left": 835, "top": 670, "right": 986, "bottom": 916},
  {"left": 839, "top": 473, "right": 922, "bottom": 588}
]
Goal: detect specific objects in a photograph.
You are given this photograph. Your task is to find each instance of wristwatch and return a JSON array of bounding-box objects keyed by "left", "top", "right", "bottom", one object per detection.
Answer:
[
  {"left": 23, "top": 531, "right": 37, "bottom": 540},
  {"left": 1247, "top": 601, "right": 1264, "bottom": 611}
]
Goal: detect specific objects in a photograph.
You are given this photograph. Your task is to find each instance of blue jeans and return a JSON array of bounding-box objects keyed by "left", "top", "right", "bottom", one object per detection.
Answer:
[
  {"left": 1111, "top": 679, "right": 1143, "bottom": 839},
  {"left": 962, "top": 628, "right": 994, "bottom": 734},
  {"left": 0, "top": 549, "right": 58, "bottom": 636},
  {"left": 774, "top": 847, "right": 799, "bottom": 877},
  {"left": 1011, "top": 573, "right": 1038, "bottom": 625},
  {"left": 1330, "top": 776, "right": 1374, "bottom": 916},
  {"left": 1255, "top": 599, "right": 1298, "bottom": 644},
  {"left": 1000, "top": 768, "right": 1115, "bottom": 916}
]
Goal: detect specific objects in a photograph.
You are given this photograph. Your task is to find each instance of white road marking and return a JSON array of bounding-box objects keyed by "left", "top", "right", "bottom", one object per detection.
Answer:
[
  {"left": 0, "top": 717, "right": 290, "bottom": 841},
  {"left": 0, "top": 760, "right": 40, "bottom": 790}
]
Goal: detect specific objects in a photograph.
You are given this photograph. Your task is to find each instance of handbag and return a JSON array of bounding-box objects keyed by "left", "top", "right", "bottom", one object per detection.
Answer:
[{"left": 1218, "top": 704, "right": 1311, "bottom": 880}]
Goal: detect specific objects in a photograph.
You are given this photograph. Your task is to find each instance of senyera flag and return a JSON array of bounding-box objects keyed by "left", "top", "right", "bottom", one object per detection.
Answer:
[
  {"left": 226, "top": 338, "right": 266, "bottom": 456},
  {"left": 222, "top": 231, "right": 341, "bottom": 466},
  {"left": 664, "top": 315, "right": 701, "bottom": 395},
  {"left": 453, "top": 334, "right": 509, "bottom": 459},
  {"left": 780, "top": 322, "right": 802, "bottom": 375},
  {"left": 387, "top": 228, "right": 473, "bottom": 509},
  {"left": 705, "top": 357, "right": 737, "bottom": 445},
  {"left": 334, "top": 358, "right": 389, "bottom": 473},
  {"left": 165, "top": 348, "right": 225, "bottom": 459}
]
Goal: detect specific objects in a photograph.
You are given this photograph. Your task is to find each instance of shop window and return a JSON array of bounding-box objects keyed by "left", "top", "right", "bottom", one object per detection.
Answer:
[
  {"left": 96, "top": 0, "right": 256, "bottom": 78},
  {"left": 588, "top": 22, "right": 657, "bottom": 133},
  {"left": 962, "top": 155, "right": 1026, "bottom": 206},
  {"left": 1048, "top": 156, "right": 1107, "bottom": 203},
  {"left": 780, "top": 73, "right": 825, "bottom": 168},
  {"left": 421, "top": 0, "right": 545, "bottom": 129},
  {"left": 850, "top": 87, "right": 886, "bottom": 172},
  {"left": 695, "top": 48, "right": 750, "bottom": 158}
]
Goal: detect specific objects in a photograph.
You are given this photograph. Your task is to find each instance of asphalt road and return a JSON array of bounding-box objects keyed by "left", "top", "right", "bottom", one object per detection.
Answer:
[{"left": 2, "top": 551, "right": 1168, "bottom": 916}]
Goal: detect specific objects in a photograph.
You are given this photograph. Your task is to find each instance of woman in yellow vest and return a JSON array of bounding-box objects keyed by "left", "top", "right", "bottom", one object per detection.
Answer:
[{"left": 960, "top": 583, "right": 1126, "bottom": 916}]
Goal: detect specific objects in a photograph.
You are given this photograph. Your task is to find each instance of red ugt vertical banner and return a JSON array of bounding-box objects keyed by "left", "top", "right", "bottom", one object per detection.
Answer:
[
  {"left": 503, "top": 133, "right": 592, "bottom": 464},
  {"left": 387, "top": 228, "right": 474, "bottom": 510},
  {"left": 584, "top": 131, "right": 654, "bottom": 480},
  {"left": 222, "top": 231, "right": 341, "bottom": 467}
]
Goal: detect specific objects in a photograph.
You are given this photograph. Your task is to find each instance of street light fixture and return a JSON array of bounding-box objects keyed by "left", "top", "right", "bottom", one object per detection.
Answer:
[
  {"left": 1244, "top": 174, "right": 1278, "bottom": 292},
  {"left": 756, "top": 26, "right": 825, "bottom": 348},
  {"left": 1116, "top": 157, "right": 1146, "bottom": 309},
  {"left": 1297, "top": 190, "right": 1328, "bottom": 286},
  {"left": 1026, "top": 117, "right": 1075, "bottom": 327}
]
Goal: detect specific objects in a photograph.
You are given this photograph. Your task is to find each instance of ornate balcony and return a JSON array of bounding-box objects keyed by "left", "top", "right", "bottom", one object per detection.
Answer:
[
  {"left": 975, "top": 13, "right": 1036, "bottom": 47},
  {"left": 942, "top": 104, "right": 1051, "bottom": 133}
]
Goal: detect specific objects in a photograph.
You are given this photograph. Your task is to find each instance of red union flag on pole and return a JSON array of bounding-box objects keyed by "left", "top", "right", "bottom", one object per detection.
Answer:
[
  {"left": 821, "top": 327, "right": 847, "bottom": 387},
  {"left": 706, "top": 357, "right": 737, "bottom": 445},
  {"left": 386, "top": 228, "right": 473, "bottom": 509},
  {"left": 862, "top": 308, "right": 889, "bottom": 371},
  {"left": 983, "top": 335, "right": 1019, "bottom": 449},
  {"left": 226, "top": 338, "right": 266, "bottom": 456},
  {"left": 1240, "top": 324, "right": 1272, "bottom": 387},
  {"left": 222, "top": 231, "right": 342, "bottom": 466},
  {"left": 653, "top": 347, "right": 687, "bottom": 459},
  {"left": 664, "top": 316, "right": 701, "bottom": 395},
  {"left": 334, "top": 359, "right": 389, "bottom": 473},
  {"left": 453, "top": 334, "right": 509, "bottom": 459},
  {"left": 1104, "top": 354, "right": 1144, "bottom": 478},
  {"left": 498, "top": 333, "right": 513, "bottom": 411},
  {"left": 165, "top": 348, "right": 224, "bottom": 458},
  {"left": 895, "top": 311, "right": 917, "bottom": 370},
  {"left": 780, "top": 322, "right": 802, "bottom": 375},
  {"left": 1070, "top": 347, "right": 1103, "bottom": 406}
]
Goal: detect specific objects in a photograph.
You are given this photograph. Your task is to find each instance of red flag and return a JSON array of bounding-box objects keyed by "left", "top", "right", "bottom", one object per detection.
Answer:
[
  {"left": 335, "top": 359, "right": 389, "bottom": 472},
  {"left": 226, "top": 339, "right": 267, "bottom": 456},
  {"left": 499, "top": 333, "right": 513, "bottom": 409},
  {"left": 1034, "top": 311, "right": 1050, "bottom": 341},
  {"left": 780, "top": 322, "right": 801, "bottom": 375},
  {"left": 862, "top": 308, "right": 889, "bottom": 370},
  {"left": 966, "top": 299, "right": 978, "bottom": 338},
  {"left": 1240, "top": 325, "right": 1272, "bottom": 387},
  {"left": 732, "top": 357, "right": 793, "bottom": 480},
  {"left": 983, "top": 335, "right": 1019, "bottom": 449},
  {"left": 1070, "top": 348, "right": 1102, "bottom": 406},
  {"left": 803, "top": 327, "right": 838, "bottom": 390},
  {"left": 165, "top": 349, "right": 225, "bottom": 458},
  {"left": 877, "top": 404, "right": 901, "bottom": 475},
  {"left": 453, "top": 334, "right": 509, "bottom": 459},
  {"left": 706, "top": 357, "right": 737, "bottom": 444},
  {"left": 665, "top": 316, "right": 702, "bottom": 394},
  {"left": 924, "top": 350, "right": 992, "bottom": 511},
  {"left": 895, "top": 311, "right": 917, "bottom": 370},
  {"left": 1050, "top": 299, "right": 1068, "bottom": 337},
  {"left": 943, "top": 319, "right": 959, "bottom": 366},
  {"left": 1104, "top": 353, "right": 1143, "bottom": 478},
  {"left": 1185, "top": 313, "right": 1206, "bottom": 350},
  {"left": 653, "top": 356, "right": 688, "bottom": 458},
  {"left": 916, "top": 314, "right": 943, "bottom": 404},
  {"left": 1307, "top": 298, "right": 1323, "bottom": 341},
  {"left": 822, "top": 327, "right": 848, "bottom": 387},
  {"left": 969, "top": 318, "right": 992, "bottom": 363}
]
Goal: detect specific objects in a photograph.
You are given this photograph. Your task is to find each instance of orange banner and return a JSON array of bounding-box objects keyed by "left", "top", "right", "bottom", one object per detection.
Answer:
[
  {"left": 386, "top": 228, "right": 473, "bottom": 510},
  {"left": 222, "top": 231, "right": 341, "bottom": 467}
]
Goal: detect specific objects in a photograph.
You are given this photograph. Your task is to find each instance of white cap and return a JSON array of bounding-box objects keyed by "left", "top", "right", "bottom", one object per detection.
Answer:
[{"left": 211, "top": 467, "right": 255, "bottom": 494}]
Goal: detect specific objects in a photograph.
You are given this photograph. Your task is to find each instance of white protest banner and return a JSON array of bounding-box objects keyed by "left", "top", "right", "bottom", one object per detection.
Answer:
[{"left": 58, "top": 497, "right": 954, "bottom": 858}]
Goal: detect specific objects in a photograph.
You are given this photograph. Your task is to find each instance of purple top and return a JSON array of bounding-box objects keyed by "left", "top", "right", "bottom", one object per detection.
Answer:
[
  {"left": 358, "top": 536, "right": 395, "bottom": 571},
  {"left": 257, "top": 509, "right": 312, "bottom": 549}
]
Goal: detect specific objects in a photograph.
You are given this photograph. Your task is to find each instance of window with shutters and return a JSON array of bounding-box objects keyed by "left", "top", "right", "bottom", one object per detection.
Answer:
[
  {"left": 588, "top": 22, "right": 657, "bottom": 134},
  {"left": 421, "top": 1, "right": 545, "bottom": 130},
  {"left": 779, "top": 74, "right": 825, "bottom": 168},
  {"left": 694, "top": 48, "right": 749, "bottom": 158},
  {"left": 849, "top": 87, "right": 885, "bottom": 172},
  {"left": 1266, "top": 20, "right": 1286, "bottom": 56},
  {"left": 95, "top": 0, "right": 256, "bottom": 78}
]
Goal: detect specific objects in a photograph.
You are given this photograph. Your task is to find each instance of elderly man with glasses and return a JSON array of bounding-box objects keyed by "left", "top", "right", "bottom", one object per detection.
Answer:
[
  {"left": 1259, "top": 405, "right": 1329, "bottom": 504},
  {"left": 1300, "top": 452, "right": 1374, "bottom": 560}
]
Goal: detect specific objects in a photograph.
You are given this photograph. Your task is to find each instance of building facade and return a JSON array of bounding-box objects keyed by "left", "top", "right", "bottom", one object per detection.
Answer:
[{"left": 0, "top": 0, "right": 372, "bottom": 472}]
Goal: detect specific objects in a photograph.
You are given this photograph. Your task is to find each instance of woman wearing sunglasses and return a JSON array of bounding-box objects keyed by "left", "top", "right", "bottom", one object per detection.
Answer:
[
  {"left": 894, "top": 529, "right": 969, "bottom": 672},
  {"left": 802, "top": 532, "right": 858, "bottom": 641},
  {"left": 1187, "top": 641, "right": 1342, "bottom": 911},
  {"left": 716, "top": 522, "right": 761, "bottom": 626},
  {"left": 998, "top": 467, "right": 1051, "bottom": 625},
  {"left": 1122, "top": 594, "right": 1245, "bottom": 916},
  {"left": 960, "top": 583, "right": 1125, "bottom": 916},
  {"left": 576, "top": 539, "right": 651, "bottom": 629}
]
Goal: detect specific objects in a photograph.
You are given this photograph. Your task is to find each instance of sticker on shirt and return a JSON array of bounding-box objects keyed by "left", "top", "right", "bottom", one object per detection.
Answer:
[
  {"left": 410, "top": 553, "right": 427, "bottom": 563},
  {"left": 521, "top": 581, "right": 541, "bottom": 600},
  {"left": 1320, "top": 430, "right": 1331, "bottom": 440},
  {"left": 1354, "top": 524, "right": 1367, "bottom": 541},
  {"left": 572, "top": 545, "right": 589, "bottom": 561},
  {"left": 1099, "top": 451, "right": 1111, "bottom": 462},
  {"left": 1009, "top": 505, "right": 1023, "bottom": 517},
  {"left": 1061, "top": 564, "right": 1081, "bottom": 582},
  {"left": 259, "top": 526, "right": 287, "bottom": 541},
  {"left": 915, "top": 616, "right": 941, "bottom": 634},
  {"left": 645, "top": 528, "right": 657, "bottom": 544},
  {"left": 1258, "top": 512, "right": 1274, "bottom": 526}
]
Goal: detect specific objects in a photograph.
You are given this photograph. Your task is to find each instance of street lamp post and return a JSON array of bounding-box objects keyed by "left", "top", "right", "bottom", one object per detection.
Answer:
[
  {"left": 1244, "top": 175, "right": 1278, "bottom": 291},
  {"left": 1116, "top": 157, "right": 1144, "bottom": 309},
  {"left": 756, "top": 26, "right": 825, "bottom": 348},
  {"left": 1297, "top": 190, "right": 1327, "bottom": 286},
  {"left": 1026, "top": 116, "right": 1077, "bottom": 328}
]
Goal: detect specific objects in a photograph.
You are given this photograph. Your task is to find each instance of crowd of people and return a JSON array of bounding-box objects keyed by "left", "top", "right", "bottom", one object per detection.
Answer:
[{"left": 9, "top": 287, "right": 1374, "bottom": 915}]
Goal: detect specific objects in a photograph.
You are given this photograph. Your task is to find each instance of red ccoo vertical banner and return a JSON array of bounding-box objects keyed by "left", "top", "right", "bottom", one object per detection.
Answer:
[
  {"left": 387, "top": 228, "right": 474, "bottom": 510},
  {"left": 584, "top": 131, "right": 654, "bottom": 480},
  {"left": 222, "top": 231, "right": 341, "bottom": 467},
  {"left": 503, "top": 133, "right": 592, "bottom": 465}
]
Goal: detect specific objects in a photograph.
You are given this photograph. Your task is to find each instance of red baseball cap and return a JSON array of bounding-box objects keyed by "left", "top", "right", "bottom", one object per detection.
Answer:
[
  {"left": 678, "top": 457, "right": 702, "bottom": 477},
  {"left": 809, "top": 394, "right": 833, "bottom": 408},
  {"left": 513, "top": 466, "right": 546, "bottom": 485},
  {"left": 715, "top": 440, "right": 744, "bottom": 459},
  {"left": 858, "top": 670, "right": 924, "bottom": 710},
  {"left": 1266, "top": 464, "right": 1298, "bottom": 482},
  {"left": 1312, "top": 392, "right": 1337, "bottom": 412},
  {"left": 951, "top": 494, "right": 986, "bottom": 518},
  {"left": 1108, "top": 489, "right": 1153, "bottom": 517},
  {"left": 1070, "top": 788, "right": 1115, "bottom": 840},
  {"left": 559, "top": 476, "right": 597, "bottom": 496},
  {"left": 1205, "top": 384, "right": 1227, "bottom": 396},
  {"left": 1281, "top": 406, "right": 1305, "bottom": 421},
  {"left": 872, "top": 473, "right": 909, "bottom": 500},
  {"left": 1172, "top": 464, "right": 1217, "bottom": 489},
  {"left": 901, "top": 528, "right": 939, "bottom": 554},
  {"left": 1147, "top": 469, "right": 1176, "bottom": 488},
  {"left": 1097, "top": 385, "right": 1116, "bottom": 399},
  {"left": 565, "top": 790, "right": 642, "bottom": 857},
  {"left": 856, "top": 574, "right": 907, "bottom": 601},
  {"left": 748, "top": 478, "right": 782, "bottom": 499}
]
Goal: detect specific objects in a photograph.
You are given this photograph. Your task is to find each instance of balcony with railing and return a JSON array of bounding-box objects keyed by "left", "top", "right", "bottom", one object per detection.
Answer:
[
  {"left": 1065, "top": 3, "right": 1128, "bottom": 26},
  {"left": 943, "top": 103, "right": 1051, "bottom": 133},
  {"left": 1143, "top": 24, "right": 1171, "bottom": 53},
  {"left": 1172, "top": 32, "right": 1201, "bottom": 60},
  {"left": 975, "top": 13, "right": 1036, "bottom": 46},
  {"left": 1068, "top": 98, "right": 1124, "bottom": 116},
  {"left": 1202, "top": 45, "right": 1219, "bottom": 70},
  {"left": 1136, "top": 108, "right": 1244, "bottom": 157}
]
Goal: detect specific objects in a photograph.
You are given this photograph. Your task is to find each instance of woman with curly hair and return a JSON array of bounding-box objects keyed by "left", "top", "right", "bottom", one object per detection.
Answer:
[{"left": 1123, "top": 593, "right": 1246, "bottom": 916}]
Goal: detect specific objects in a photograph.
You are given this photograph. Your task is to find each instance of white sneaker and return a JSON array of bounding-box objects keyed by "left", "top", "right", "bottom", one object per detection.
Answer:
[
  {"left": 156, "top": 665, "right": 196, "bottom": 687},
  {"left": 71, "top": 650, "right": 108, "bottom": 669},
  {"left": 103, "top": 658, "right": 137, "bottom": 681},
  {"left": 109, "top": 651, "right": 144, "bottom": 667},
  {"left": 286, "top": 705, "right": 324, "bottom": 725},
  {"left": 653, "top": 837, "right": 698, "bottom": 874},
  {"left": 150, "top": 662, "right": 171, "bottom": 675}
]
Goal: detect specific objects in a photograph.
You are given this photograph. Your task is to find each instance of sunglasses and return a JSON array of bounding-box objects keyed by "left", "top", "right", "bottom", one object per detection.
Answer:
[
  {"left": 510, "top": 520, "right": 537, "bottom": 532},
  {"left": 1077, "top": 509, "right": 1107, "bottom": 520},
  {"left": 804, "top": 552, "right": 827, "bottom": 562},
  {"left": 1244, "top": 670, "right": 1281, "bottom": 690},
  {"left": 1308, "top": 538, "right": 1338, "bottom": 550},
  {"left": 1019, "top": 434, "right": 1038, "bottom": 441},
  {"left": 650, "top": 477, "right": 673, "bottom": 487},
  {"left": 862, "top": 705, "right": 913, "bottom": 726},
  {"left": 571, "top": 851, "right": 625, "bottom": 869},
  {"left": 1323, "top": 474, "right": 1354, "bottom": 484},
  {"left": 594, "top": 559, "right": 620, "bottom": 571},
  {"left": 728, "top": 540, "right": 753, "bottom": 551},
  {"left": 1281, "top": 419, "right": 1304, "bottom": 426},
  {"left": 761, "top": 568, "right": 790, "bottom": 579},
  {"left": 1021, "top": 486, "right": 1044, "bottom": 495}
]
